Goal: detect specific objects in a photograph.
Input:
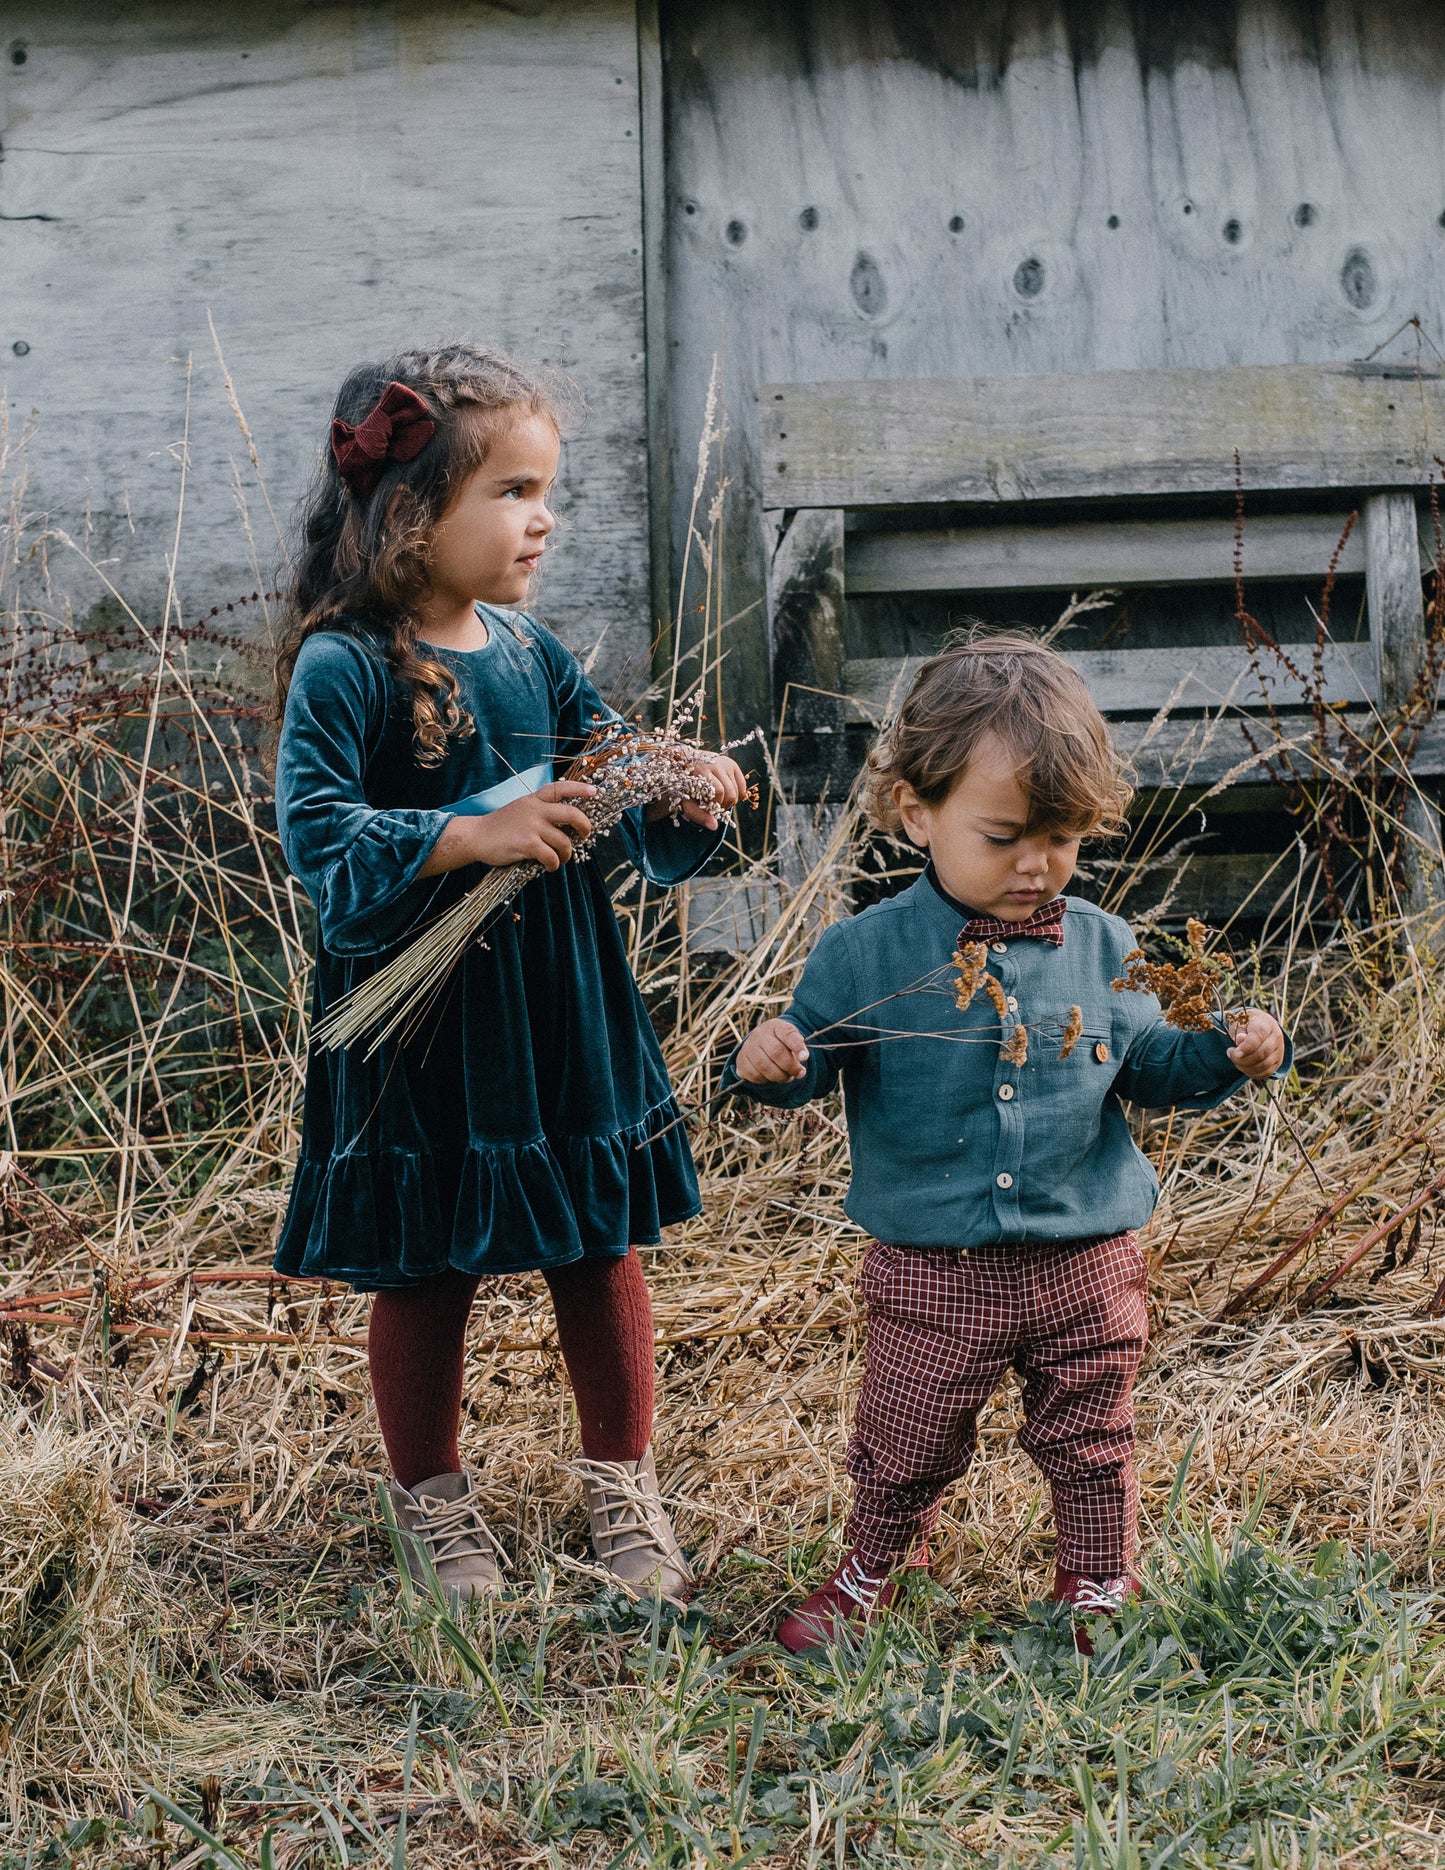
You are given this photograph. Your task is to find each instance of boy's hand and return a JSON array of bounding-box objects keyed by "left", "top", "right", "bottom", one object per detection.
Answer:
[
  {"left": 1227, "top": 1009, "right": 1287, "bottom": 1080},
  {"left": 646, "top": 754, "right": 750, "bottom": 831},
  {"left": 735, "top": 1017, "right": 810, "bottom": 1083}
]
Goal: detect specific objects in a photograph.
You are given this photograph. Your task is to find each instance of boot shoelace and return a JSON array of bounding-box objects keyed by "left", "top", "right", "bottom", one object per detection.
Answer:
[
  {"left": 411, "top": 1487, "right": 505, "bottom": 1568},
  {"left": 575, "top": 1458, "right": 674, "bottom": 1564},
  {"left": 834, "top": 1552, "right": 891, "bottom": 1609},
  {"left": 1069, "top": 1575, "right": 1130, "bottom": 1617}
]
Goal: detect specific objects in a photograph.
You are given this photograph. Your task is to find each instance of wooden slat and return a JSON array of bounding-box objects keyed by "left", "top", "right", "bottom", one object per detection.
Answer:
[
  {"left": 681, "top": 877, "right": 786, "bottom": 955},
  {"left": 638, "top": 0, "right": 673, "bottom": 672},
  {"left": 846, "top": 512, "right": 1365, "bottom": 595},
  {"left": 762, "top": 363, "right": 1445, "bottom": 510},
  {"left": 1114, "top": 712, "right": 1445, "bottom": 788},
  {"left": 842, "top": 643, "right": 1379, "bottom": 721},
  {"left": 1069, "top": 645, "right": 1381, "bottom": 713},
  {"left": 768, "top": 507, "right": 855, "bottom": 796},
  {"left": 1113, "top": 852, "right": 1317, "bottom": 924},
  {"left": 1367, "top": 492, "right": 1429, "bottom": 708},
  {"left": 1364, "top": 491, "right": 1444, "bottom": 913}
]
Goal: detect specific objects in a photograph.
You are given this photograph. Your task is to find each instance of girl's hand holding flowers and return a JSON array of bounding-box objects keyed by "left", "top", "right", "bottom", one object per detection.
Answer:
[
  {"left": 647, "top": 753, "right": 749, "bottom": 831},
  {"left": 1227, "top": 1009, "right": 1287, "bottom": 1080},
  {"left": 335, "top": 727, "right": 749, "bottom": 1052},
  {"left": 421, "top": 781, "right": 599, "bottom": 876}
]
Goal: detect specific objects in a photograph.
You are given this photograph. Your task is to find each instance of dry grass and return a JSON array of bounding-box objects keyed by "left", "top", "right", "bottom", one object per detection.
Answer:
[{"left": 6, "top": 414, "right": 1445, "bottom": 1865}]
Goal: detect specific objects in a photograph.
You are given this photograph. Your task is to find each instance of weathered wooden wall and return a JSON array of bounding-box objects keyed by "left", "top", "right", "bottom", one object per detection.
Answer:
[
  {"left": 659, "top": 0, "right": 1445, "bottom": 736},
  {"left": 0, "top": 0, "right": 651, "bottom": 696}
]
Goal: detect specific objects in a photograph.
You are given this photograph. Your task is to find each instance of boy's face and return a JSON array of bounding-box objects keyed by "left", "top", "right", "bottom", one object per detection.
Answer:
[{"left": 893, "top": 732, "right": 1083, "bottom": 919}]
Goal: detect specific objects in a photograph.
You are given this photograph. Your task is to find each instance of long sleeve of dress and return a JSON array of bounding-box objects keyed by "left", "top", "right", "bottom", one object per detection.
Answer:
[
  {"left": 537, "top": 623, "right": 726, "bottom": 888},
  {"left": 275, "top": 634, "right": 453, "bottom": 956}
]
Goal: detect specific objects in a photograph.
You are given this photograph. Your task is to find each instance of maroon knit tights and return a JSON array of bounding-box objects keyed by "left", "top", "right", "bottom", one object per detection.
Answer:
[{"left": 368, "top": 1252, "right": 655, "bottom": 1490}]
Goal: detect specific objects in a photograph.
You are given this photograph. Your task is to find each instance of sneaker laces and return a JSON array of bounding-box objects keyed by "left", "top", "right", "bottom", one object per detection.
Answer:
[
  {"left": 1070, "top": 1574, "right": 1130, "bottom": 1617},
  {"left": 411, "top": 1487, "right": 505, "bottom": 1569},
  {"left": 574, "top": 1458, "right": 677, "bottom": 1565},
  {"left": 834, "top": 1552, "right": 890, "bottom": 1609}
]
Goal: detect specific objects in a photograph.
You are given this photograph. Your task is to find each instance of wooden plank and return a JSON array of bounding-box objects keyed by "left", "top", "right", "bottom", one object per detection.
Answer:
[
  {"left": 4, "top": 3, "right": 651, "bottom": 696},
  {"left": 1364, "top": 491, "right": 1444, "bottom": 917},
  {"left": 846, "top": 512, "right": 1365, "bottom": 595},
  {"left": 1114, "top": 852, "right": 1319, "bottom": 925},
  {"left": 1367, "top": 492, "right": 1428, "bottom": 708},
  {"left": 636, "top": 0, "right": 673, "bottom": 676},
  {"left": 842, "top": 643, "right": 1379, "bottom": 721},
  {"left": 680, "top": 876, "right": 786, "bottom": 954},
  {"left": 762, "top": 363, "right": 1445, "bottom": 510},
  {"left": 1115, "top": 713, "right": 1445, "bottom": 788},
  {"left": 1114, "top": 856, "right": 1338, "bottom": 927},
  {"left": 769, "top": 508, "right": 853, "bottom": 795}
]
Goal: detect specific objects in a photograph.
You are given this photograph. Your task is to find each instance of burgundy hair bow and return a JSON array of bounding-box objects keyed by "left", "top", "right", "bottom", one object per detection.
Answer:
[{"left": 330, "top": 380, "right": 436, "bottom": 494}]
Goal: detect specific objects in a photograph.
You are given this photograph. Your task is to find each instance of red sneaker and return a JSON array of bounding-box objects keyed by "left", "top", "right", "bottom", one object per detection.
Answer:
[
  {"left": 1052, "top": 1566, "right": 1141, "bottom": 1655},
  {"left": 777, "top": 1551, "right": 926, "bottom": 1654}
]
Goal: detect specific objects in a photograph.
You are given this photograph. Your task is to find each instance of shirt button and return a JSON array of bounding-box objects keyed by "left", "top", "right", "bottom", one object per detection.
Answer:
[
  {"left": 996, "top": 1171, "right": 1014, "bottom": 1189},
  {"left": 998, "top": 1084, "right": 1015, "bottom": 1101},
  {"left": 1095, "top": 1041, "right": 1111, "bottom": 1063},
  {"left": 1007, "top": 995, "right": 1019, "bottom": 1011},
  {"left": 991, "top": 942, "right": 1007, "bottom": 954}
]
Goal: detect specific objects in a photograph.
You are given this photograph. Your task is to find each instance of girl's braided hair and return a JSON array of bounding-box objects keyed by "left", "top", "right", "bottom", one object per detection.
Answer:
[
  {"left": 273, "top": 343, "right": 578, "bottom": 766},
  {"left": 863, "top": 629, "right": 1133, "bottom": 837}
]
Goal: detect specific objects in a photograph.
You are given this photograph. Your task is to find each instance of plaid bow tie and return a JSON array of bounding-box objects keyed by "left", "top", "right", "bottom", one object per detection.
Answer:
[{"left": 958, "top": 895, "right": 1067, "bottom": 948}]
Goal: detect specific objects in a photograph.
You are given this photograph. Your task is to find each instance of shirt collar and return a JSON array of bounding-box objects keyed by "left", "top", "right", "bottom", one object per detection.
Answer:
[{"left": 924, "top": 862, "right": 1068, "bottom": 947}]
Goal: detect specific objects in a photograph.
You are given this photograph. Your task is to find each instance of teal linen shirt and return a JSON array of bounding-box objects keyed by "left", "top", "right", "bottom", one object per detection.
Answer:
[{"left": 727, "top": 877, "right": 1289, "bottom": 1249}]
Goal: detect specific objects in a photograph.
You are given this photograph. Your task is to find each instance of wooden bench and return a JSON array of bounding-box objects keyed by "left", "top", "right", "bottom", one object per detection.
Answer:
[{"left": 759, "top": 360, "right": 1445, "bottom": 914}]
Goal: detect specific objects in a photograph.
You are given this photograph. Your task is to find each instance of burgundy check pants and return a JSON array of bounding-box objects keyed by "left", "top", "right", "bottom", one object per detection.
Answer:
[{"left": 845, "top": 1233, "right": 1147, "bottom": 1577}]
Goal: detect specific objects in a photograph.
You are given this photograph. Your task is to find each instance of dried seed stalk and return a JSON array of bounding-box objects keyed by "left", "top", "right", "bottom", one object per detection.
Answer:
[
  {"left": 951, "top": 941, "right": 988, "bottom": 1010},
  {"left": 1112, "top": 931, "right": 1235, "bottom": 1034},
  {"left": 983, "top": 976, "right": 1010, "bottom": 1022},
  {"left": 1058, "top": 1005, "right": 1083, "bottom": 1060},
  {"left": 1000, "top": 1023, "right": 1029, "bottom": 1066}
]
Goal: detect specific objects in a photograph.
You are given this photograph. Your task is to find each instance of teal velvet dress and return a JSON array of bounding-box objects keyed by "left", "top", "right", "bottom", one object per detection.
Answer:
[{"left": 272, "top": 606, "right": 722, "bottom": 1290}]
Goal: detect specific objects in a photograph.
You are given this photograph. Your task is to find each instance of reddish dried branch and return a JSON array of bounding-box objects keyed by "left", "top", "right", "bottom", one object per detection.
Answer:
[
  {"left": 1293, "top": 1169, "right": 1445, "bottom": 1315},
  {"left": 1219, "top": 1125, "right": 1430, "bottom": 1316}
]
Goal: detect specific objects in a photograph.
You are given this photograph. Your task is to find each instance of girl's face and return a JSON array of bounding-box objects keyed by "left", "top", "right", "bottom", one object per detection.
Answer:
[
  {"left": 894, "top": 732, "right": 1083, "bottom": 919},
  {"left": 426, "top": 411, "right": 560, "bottom": 612}
]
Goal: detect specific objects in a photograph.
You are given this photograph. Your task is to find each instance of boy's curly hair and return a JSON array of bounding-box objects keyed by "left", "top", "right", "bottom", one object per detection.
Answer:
[
  {"left": 272, "top": 342, "right": 580, "bottom": 767},
  {"left": 862, "top": 629, "right": 1133, "bottom": 838}
]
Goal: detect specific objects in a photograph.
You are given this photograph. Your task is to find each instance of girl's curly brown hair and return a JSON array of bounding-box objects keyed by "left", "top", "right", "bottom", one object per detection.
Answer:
[
  {"left": 273, "top": 343, "right": 577, "bottom": 766},
  {"left": 863, "top": 629, "right": 1132, "bottom": 837}
]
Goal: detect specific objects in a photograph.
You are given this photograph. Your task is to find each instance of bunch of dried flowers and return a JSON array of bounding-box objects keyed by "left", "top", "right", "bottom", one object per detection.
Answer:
[
  {"left": 314, "top": 720, "right": 733, "bottom": 1054},
  {"left": 951, "top": 941, "right": 988, "bottom": 1009},
  {"left": 1113, "top": 917, "right": 1247, "bottom": 1039}
]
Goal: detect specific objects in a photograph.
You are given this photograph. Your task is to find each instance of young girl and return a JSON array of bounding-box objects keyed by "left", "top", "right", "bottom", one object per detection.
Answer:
[
  {"left": 272, "top": 344, "right": 746, "bottom": 1605},
  {"left": 729, "top": 634, "right": 1290, "bottom": 1651}
]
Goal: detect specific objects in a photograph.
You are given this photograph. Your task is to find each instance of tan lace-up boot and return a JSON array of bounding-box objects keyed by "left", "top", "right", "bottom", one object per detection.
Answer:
[
  {"left": 387, "top": 1469, "right": 505, "bottom": 1605},
  {"left": 575, "top": 1448, "right": 694, "bottom": 1605}
]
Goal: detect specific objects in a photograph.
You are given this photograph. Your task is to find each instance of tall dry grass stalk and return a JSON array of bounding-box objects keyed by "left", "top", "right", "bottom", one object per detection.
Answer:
[{"left": 6, "top": 394, "right": 1445, "bottom": 1859}]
